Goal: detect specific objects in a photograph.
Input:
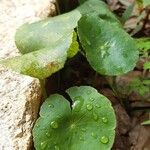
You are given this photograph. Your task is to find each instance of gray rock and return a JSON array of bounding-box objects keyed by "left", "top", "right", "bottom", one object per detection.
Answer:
[{"left": 0, "top": 0, "right": 56, "bottom": 149}]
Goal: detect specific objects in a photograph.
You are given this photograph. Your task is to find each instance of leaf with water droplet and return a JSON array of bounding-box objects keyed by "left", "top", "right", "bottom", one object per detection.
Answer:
[
  {"left": 93, "top": 112, "right": 98, "bottom": 121},
  {"left": 72, "top": 96, "right": 84, "bottom": 112},
  {"left": 33, "top": 86, "right": 116, "bottom": 150},
  {"left": 50, "top": 121, "right": 59, "bottom": 129},
  {"left": 54, "top": 145, "right": 60, "bottom": 150},
  {"left": 102, "top": 117, "right": 108, "bottom": 123},
  {"left": 86, "top": 104, "right": 93, "bottom": 111},
  {"left": 100, "top": 136, "right": 109, "bottom": 144},
  {"left": 91, "top": 132, "right": 97, "bottom": 139},
  {"left": 40, "top": 141, "right": 47, "bottom": 150}
]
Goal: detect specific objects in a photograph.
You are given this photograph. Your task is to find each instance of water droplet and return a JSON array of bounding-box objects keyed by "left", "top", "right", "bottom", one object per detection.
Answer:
[
  {"left": 102, "top": 117, "right": 108, "bottom": 123},
  {"left": 79, "top": 136, "right": 84, "bottom": 141},
  {"left": 48, "top": 104, "right": 54, "bottom": 108},
  {"left": 100, "top": 136, "right": 109, "bottom": 144},
  {"left": 86, "top": 104, "right": 93, "bottom": 111},
  {"left": 81, "top": 128, "right": 86, "bottom": 132},
  {"left": 41, "top": 141, "right": 47, "bottom": 149},
  {"left": 50, "top": 121, "right": 58, "bottom": 129},
  {"left": 70, "top": 123, "right": 76, "bottom": 129},
  {"left": 46, "top": 132, "right": 50, "bottom": 137},
  {"left": 90, "top": 97, "right": 95, "bottom": 101},
  {"left": 93, "top": 113, "right": 98, "bottom": 121},
  {"left": 99, "top": 42, "right": 110, "bottom": 58},
  {"left": 87, "top": 90, "right": 92, "bottom": 94},
  {"left": 54, "top": 145, "right": 60, "bottom": 150},
  {"left": 95, "top": 104, "right": 101, "bottom": 108},
  {"left": 73, "top": 96, "right": 84, "bottom": 112},
  {"left": 100, "top": 45, "right": 105, "bottom": 50},
  {"left": 85, "top": 37, "right": 91, "bottom": 45},
  {"left": 91, "top": 132, "right": 97, "bottom": 139}
]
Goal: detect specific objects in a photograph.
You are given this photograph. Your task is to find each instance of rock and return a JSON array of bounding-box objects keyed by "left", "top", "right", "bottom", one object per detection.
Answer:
[
  {"left": 0, "top": 0, "right": 56, "bottom": 60},
  {"left": 0, "top": 0, "right": 56, "bottom": 149},
  {"left": 0, "top": 66, "right": 42, "bottom": 150}
]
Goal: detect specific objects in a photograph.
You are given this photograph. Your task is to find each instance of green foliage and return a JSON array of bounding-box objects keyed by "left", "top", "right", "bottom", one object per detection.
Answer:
[
  {"left": 141, "top": 120, "right": 150, "bottom": 125},
  {"left": 67, "top": 32, "right": 79, "bottom": 58},
  {"left": 77, "top": 0, "right": 119, "bottom": 23},
  {"left": 33, "top": 86, "right": 116, "bottom": 150},
  {"left": 15, "top": 10, "right": 81, "bottom": 54},
  {"left": 144, "top": 62, "right": 150, "bottom": 70},
  {"left": 0, "top": 0, "right": 139, "bottom": 78},
  {"left": 135, "top": 38, "right": 150, "bottom": 71},
  {"left": 136, "top": 0, "right": 150, "bottom": 7},
  {"left": 136, "top": 37, "right": 150, "bottom": 53},
  {"left": 78, "top": 15, "right": 138, "bottom": 75},
  {"left": 128, "top": 78, "right": 150, "bottom": 96},
  {"left": 0, "top": 10, "right": 81, "bottom": 79}
]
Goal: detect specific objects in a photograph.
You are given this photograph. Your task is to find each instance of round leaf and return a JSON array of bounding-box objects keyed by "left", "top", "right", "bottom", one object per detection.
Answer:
[
  {"left": 0, "top": 37, "right": 70, "bottom": 79},
  {"left": 15, "top": 10, "right": 81, "bottom": 54},
  {"left": 78, "top": 15, "right": 139, "bottom": 75},
  {"left": 33, "top": 86, "right": 116, "bottom": 150}
]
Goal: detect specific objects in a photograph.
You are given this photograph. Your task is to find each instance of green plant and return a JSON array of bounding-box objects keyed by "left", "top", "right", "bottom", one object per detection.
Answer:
[
  {"left": 33, "top": 86, "right": 116, "bottom": 150},
  {"left": 0, "top": 0, "right": 139, "bottom": 78},
  {"left": 0, "top": 0, "right": 142, "bottom": 149}
]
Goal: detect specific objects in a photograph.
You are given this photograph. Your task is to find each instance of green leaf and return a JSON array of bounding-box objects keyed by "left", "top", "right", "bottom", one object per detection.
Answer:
[
  {"left": 33, "top": 86, "right": 116, "bottom": 150},
  {"left": 136, "top": 37, "right": 150, "bottom": 52},
  {"left": 141, "top": 120, "right": 150, "bottom": 125},
  {"left": 0, "top": 10, "right": 81, "bottom": 79},
  {"left": 144, "top": 62, "right": 150, "bottom": 70},
  {"left": 67, "top": 31, "right": 79, "bottom": 58},
  {"left": 15, "top": 10, "right": 81, "bottom": 54},
  {"left": 0, "top": 38, "right": 69, "bottom": 79},
  {"left": 78, "top": 0, "right": 120, "bottom": 24},
  {"left": 78, "top": 15, "right": 139, "bottom": 75},
  {"left": 143, "top": 0, "right": 150, "bottom": 7}
]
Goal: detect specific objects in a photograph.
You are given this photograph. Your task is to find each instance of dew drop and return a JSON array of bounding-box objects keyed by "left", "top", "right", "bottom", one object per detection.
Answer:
[
  {"left": 100, "top": 45, "right": 105, "bottom": 50},
  {"left": 87, "top": 90, "right": 92, "bottom": 94},
  {"left": 85, "top": 38, "right": 91, "bottom": 45},
  {"left": 86, "top": 104, "right": 93, "bottom": 111},
  {"left": 93, "top": 113, "right": 98, "bottom": 121},
  {"left": 40, "top": 141, "right": 47, "bottom": 149},
  {"left": 90, "top": 97, "right": 95, "bottom": 101},
  {"left": 54, "top": 145, "right": 60, "bottom": 150},
  {"left": 73, "top": 96, "right": 84, "bottom": 112},
  {"left": 81, "top": 128, "right": 86, "bottom": 132},
  {"left": 102, "top": 117, "right": 108, "bottom": 123},
  {"left": 100, "top": 136, "right": 109, "bottom": 144},
  {"left": 91, "top": 132, "right": 97, "bottom": 139},
  {"left": 79, "top": 136, "right": 84, "bottom": 141},
  {"left": 48, "top": 104, "right": 54, "bottom": 108},
  {"left": 95, "top": 104, "right": 101, "bottom": 108},
  {"left": 46, "top": 132, "right": 50, "bottom": 137},
  {"left": 50, "top": 121, "right": 58, "bottom": 129}
]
